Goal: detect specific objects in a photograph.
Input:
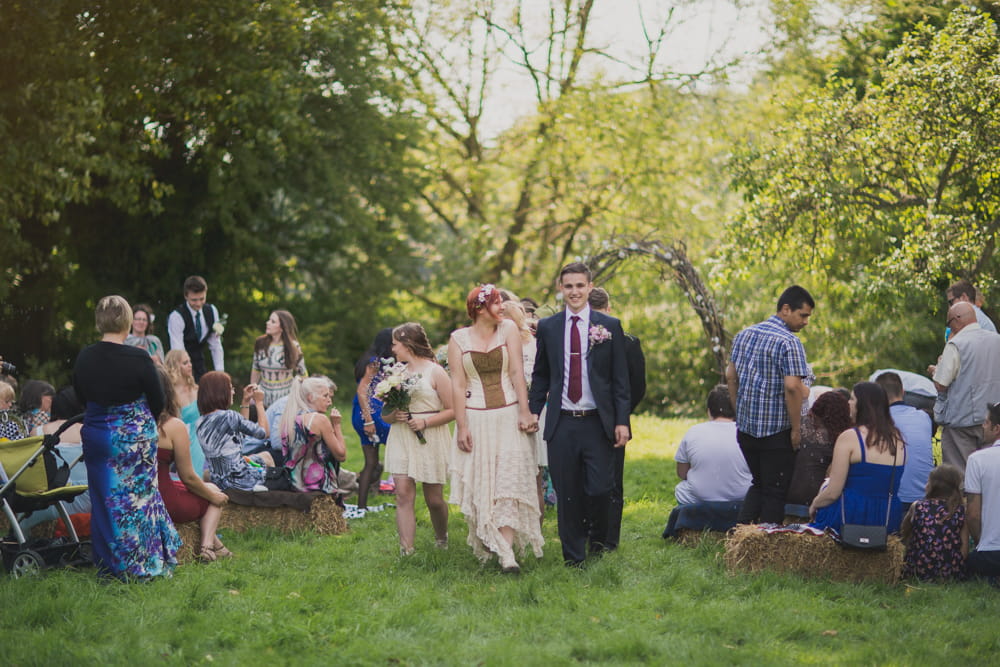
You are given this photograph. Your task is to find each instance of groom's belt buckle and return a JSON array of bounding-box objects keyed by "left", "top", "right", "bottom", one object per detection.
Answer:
[{"left": 560, "top": 409, "right": 598, "bottom": 417}]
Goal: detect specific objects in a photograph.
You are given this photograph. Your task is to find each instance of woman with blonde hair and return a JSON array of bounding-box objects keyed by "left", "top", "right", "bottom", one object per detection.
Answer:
[
  {"left": 165, "top": 349, "right": 205, "bottom": 476},
  {"left": 279, "top": 376, "right": 347, "bottom": 493},
  {"left": 73, "top": 294, "right": 179, "bottom": 579},
  {"left": 251, "top": 309, "right": 308, "bottom": 409}
]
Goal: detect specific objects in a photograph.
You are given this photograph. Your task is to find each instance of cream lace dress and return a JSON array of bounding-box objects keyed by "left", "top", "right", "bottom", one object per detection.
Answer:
[{"left": 449, "top": 322, "right": 544, "bottom": 564}]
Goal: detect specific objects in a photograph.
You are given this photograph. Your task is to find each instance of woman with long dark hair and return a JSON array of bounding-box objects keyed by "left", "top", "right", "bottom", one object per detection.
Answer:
[
  {"left": 351, "top": 328, "right": 393, "bottom": 510},
  {"left": 809, "top": 381, "right": 906, "bottom": 533},
  {"left": 250, "top": 309, "right": 307, "bottom": 409}
]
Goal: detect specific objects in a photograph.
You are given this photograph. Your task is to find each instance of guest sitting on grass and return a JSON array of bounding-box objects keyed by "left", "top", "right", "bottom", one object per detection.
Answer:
[
  {"left": 279, "top": 376, "right": 347, "bottom": 494},
  {"left": 663, "top": 385, "right": 752, "bottom": 538},
  {"left": 965, "top": 403, "right": 1000, "bottom": 581},
  {"left": 900, "top": 464, "right": 967, "bottom": 581},
  {"left": 196, "top": 372, "right": 272, "bottom": 492}
]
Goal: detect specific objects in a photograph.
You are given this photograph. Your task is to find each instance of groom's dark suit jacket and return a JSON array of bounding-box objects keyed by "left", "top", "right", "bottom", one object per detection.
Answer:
[{"left": 529, "top": 309, "right": 631, "bottom": 442}]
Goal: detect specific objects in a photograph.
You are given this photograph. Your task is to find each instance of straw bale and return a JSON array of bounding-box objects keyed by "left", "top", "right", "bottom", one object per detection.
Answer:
[
  {"left": 723, "top": 524, "right": 904, "bottom": 584},
  {"left": 174, "top": 494, "right": 347, "bottom": 564}
]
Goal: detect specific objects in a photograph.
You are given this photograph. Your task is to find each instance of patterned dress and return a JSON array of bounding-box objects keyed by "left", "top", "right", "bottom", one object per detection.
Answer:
[
  {"left": 449, "top": 322, "right": 544, "bottom": 564},
  {"left": 283, "top": 412, "right": 339, "bottom": 493},
  {"left": 196, "top": 410, "right": 268, "bottom": 491},
  {"left": 902, "top": 499, "right": 967, "bottom": 581},
  {"left": 252, "top": 342, "right": 307, "bottom": 408},
  {"left": 82, "top": 398, "right": 180, "bottom": 579}
]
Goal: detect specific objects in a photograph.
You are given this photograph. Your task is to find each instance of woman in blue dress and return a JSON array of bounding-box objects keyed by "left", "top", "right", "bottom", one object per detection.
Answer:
[
  {"left": 809, "top": 381, "right": 906, "bottom": 534},
  {"left": 352, "top": 328, "right": 393, "bottom": 510},
  {"left": 73, "top": 295, "right": 180, "bottom": 580}
]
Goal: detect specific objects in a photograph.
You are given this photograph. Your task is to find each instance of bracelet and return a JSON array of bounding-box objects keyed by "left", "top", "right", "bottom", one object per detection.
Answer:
[
  {"left": 422, "top": 418, "right": 428, "bottom": 429},
  {"left": 363, "top": 420, "right": 375, "bottom": 426},
  {"left": 240, "top": 404, "right": 250, "bottom": 409}
]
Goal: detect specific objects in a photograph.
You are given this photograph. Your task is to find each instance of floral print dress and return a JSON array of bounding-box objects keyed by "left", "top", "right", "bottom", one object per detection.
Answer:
[{"left": 902, "top": 499, "right": 966, "bottom": 581}]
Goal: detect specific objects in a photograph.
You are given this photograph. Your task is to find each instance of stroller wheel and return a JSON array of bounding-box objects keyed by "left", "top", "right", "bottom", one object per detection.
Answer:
[{"left": 9, "top": 549, "right": 44, "bottom": 578}]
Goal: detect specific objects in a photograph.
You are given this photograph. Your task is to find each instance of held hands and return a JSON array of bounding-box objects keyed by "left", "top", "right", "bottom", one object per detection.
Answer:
[{"left": 519, "top": 412, "right": 539, "bottom": 434}]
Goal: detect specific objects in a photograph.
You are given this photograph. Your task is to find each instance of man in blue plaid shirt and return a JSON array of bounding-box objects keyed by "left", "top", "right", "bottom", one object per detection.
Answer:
[{"left": 725, "top": 286, "right": 814, "bottom": 524}]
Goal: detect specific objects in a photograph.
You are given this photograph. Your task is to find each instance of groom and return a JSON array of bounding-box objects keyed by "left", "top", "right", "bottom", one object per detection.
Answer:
[{"left": 529, "top": 262, "right": 631, "bottom": 565}]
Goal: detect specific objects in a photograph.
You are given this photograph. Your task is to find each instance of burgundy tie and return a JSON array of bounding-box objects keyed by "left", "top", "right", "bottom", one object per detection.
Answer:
[{"left": 568, "top": 315, "right": 582, "bottom": 402}]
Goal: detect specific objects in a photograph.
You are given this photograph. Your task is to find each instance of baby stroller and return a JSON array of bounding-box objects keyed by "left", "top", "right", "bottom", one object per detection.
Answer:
[{"left": 0, "top": 417, "right": 90, "bottom": 577}]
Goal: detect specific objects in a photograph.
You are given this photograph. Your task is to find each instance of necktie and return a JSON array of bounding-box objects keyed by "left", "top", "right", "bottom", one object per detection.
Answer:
[
  {"left": 194, "top": 311, "right": 203, "bottom": 340},
  {"left": 568, "top": 315, "right": 582, "bottom": 403}
]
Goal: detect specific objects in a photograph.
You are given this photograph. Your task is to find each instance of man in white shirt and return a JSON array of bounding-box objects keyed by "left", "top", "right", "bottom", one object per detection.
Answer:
[
  {"left": 167, "top": 275, "right": 225, "bottom": 381},
  {"left": 966, "top": 402, "right": 1000, "bottom": 579},
  {"left": 663, "top": 385, "right": 752, "bottom": 538},
  {"left": 674, "top": 385, "right": 752, "bottom": 505}
]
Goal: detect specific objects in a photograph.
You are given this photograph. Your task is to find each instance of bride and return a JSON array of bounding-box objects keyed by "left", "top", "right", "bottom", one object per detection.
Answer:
[{"left": 448, "top": 284, "right": 544, "bottom": 574}]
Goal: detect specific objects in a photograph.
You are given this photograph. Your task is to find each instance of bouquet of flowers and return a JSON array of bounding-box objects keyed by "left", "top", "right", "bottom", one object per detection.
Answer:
[{"left": 374, "top": 358, "right": 426, "bottom": 443}]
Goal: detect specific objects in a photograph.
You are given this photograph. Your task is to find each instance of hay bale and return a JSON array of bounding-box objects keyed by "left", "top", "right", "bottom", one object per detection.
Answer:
[
  {"left": 723, "top": 524, "right": 904, "bottom": 584},
  {"left": 173, "top": 493, "right": 348, "bottom": 564}
]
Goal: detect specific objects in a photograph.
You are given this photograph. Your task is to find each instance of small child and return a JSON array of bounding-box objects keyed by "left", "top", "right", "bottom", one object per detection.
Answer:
[
  {"left": 0, "top": 380, "right": 27, "bottom": 441},
  {"left": 900, "top": 464, "right": 968, "bottom": 581}
]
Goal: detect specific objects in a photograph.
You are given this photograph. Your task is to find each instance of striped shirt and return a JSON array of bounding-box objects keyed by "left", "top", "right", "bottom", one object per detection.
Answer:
[{"left": 730, "top": 315, "right": 810, "bottom": 438}]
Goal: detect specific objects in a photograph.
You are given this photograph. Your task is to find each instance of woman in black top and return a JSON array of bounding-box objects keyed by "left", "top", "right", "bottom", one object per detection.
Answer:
[{"left": 73, "top": 295, "right": 180, "bottom": 580}]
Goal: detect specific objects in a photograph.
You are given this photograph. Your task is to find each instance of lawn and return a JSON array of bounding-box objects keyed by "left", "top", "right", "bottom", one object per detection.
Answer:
[{"left": 1, "top": 412, "right": 998, "bottom": 666}]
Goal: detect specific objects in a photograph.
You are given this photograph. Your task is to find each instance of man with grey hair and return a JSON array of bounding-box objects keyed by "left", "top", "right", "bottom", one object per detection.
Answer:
[{"left": 933, "top": 301, "right": 1000, "bottom": 470}]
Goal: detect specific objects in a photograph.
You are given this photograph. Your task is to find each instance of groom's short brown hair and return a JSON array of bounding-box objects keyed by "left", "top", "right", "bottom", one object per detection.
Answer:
[{"left": 559, "top": 262, "right": 592, "bottom": 282}]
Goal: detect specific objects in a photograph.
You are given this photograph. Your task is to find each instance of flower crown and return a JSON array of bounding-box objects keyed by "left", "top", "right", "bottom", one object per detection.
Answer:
[{"left": 475, "top": 283, "right": 496, "bottom": 308}]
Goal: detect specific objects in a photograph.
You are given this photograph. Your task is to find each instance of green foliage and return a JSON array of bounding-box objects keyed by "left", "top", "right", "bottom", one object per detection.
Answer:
[{"left": 0, "top": 0, "right": 425, "bottom": 381}]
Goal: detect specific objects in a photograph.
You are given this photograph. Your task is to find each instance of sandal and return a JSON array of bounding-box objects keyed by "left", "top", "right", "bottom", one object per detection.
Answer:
[
  {"left": 195, "top": 545, "right": 217, "bottom": 563},
  {"left": 211, "top": 544, "right": 234, "bottom": 559}
]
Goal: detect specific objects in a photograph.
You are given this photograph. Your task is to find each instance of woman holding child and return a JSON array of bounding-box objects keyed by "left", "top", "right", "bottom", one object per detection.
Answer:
[
  {"left": 383, "top": 323, "right": 454, "bottom": 555},
  {"left": 809, "top": 381, "right": 906, "bottom": 534},
  {"left": 448, "top": 285, "right": 543, "bottom": 574}
]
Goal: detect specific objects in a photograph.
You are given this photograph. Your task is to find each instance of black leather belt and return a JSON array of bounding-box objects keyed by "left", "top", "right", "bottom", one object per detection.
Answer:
[{"left": 560, "top": 409, "right": 598, "bottom": 417}]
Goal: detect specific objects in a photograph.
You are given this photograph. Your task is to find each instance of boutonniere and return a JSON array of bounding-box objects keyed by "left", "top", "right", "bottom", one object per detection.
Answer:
[
  {"left": 212, "top": 313, "right": 228, "bottom": 336},
  {"left": 588, "top": 324, "right": 611, "bottom": 347}
]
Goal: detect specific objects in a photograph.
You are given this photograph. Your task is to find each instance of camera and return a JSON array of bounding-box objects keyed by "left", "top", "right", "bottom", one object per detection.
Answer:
[{"left": 0, "top": 361, "right": 15, "bottom": 376}]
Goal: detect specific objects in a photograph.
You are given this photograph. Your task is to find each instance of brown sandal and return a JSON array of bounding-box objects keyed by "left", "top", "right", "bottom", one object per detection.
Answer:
[
  {"left": 195, "top": 545, "right": 217, "bottom": 563},
  {"left": 211, "top": 544, "right": 234, "bottom": 559}
]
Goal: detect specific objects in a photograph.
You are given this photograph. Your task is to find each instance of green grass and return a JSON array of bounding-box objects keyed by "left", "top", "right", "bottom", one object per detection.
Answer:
[{"left": 2, "top": 411, "right": 1000, "bottom": 665}]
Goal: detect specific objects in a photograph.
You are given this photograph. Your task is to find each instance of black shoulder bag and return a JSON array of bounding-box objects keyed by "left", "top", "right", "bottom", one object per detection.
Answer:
[{"left": 839, "top": 430, "right": 897, "bottom": 551}]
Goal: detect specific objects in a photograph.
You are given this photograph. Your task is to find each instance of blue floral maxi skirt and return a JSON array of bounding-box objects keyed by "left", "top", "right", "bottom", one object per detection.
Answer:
[{"left": 82, "top": 398, "right": 181, "bottom": 579}]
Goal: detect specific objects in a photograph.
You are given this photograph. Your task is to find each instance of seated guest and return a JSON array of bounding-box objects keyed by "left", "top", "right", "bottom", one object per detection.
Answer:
[
  {"left": 279, "top": 376, "right": 346, "bottom": 493},
  {"left": 809, "top": 382, "right": 906, "bottom": 535},
  {"left": 156, "top": 367, "right": 231, "bottom": 562},
  {"left": 195, "top": 372, "right": 273, "bottom": 491},
  {"left": 17, "top": 379, "right": 55, "bottom": 433},
  {"left": 664, "top": 385, "right": 751, "bottom": 538},
  {"left": 900, "top": 464, "right": 967, "bottom": 581},
  {"left": 0, "top": 380, "right": 27, "bottom": 441},
  {"left": 965, "top": 403, "right": 1000, "bottom": 580},
  {"left": 875, "top": 371, "right": 934, "bottom": 512},
  {"left": 785, "top": 391, "right": 853, "bottom": 515}
]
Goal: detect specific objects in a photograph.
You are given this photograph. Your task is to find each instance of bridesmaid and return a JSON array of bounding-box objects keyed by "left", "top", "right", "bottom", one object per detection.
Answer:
[
  {"left": 383, "top": 323, "right": 454, "bottom": 555},
  {"left": 250, "top": 309, "right": 308, "bottom": 409},
  {"left": 165, "top": 349, "right": 206, "bottom": 477}
]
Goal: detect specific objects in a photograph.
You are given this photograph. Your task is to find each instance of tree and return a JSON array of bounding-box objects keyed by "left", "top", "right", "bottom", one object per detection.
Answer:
[{"left": 0, "top": 0, "right": 425, "bottom": 383}]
